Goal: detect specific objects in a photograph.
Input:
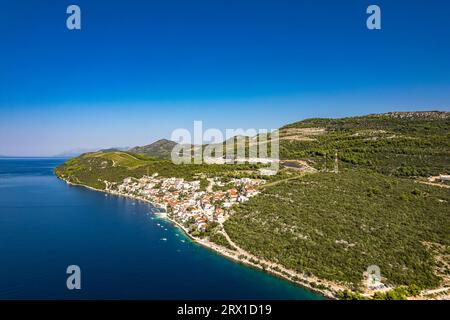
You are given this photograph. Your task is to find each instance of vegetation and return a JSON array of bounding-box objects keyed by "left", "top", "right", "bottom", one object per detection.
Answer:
[
  {"left": 209, "top": 231, "right": 236, "bottom": 251},
  {"left": 337, "top": 284, "right": 421, "bottom": 300},
  {"left": 55, "top": 151, "right": 276, "bottom": 190},
  {"left": 128, "top": 139, "right": 178, "bottom": 159},
  {"left": 336, "top": 290, "right": 367, "bottom": 300},
  {"left": 372, "top": 285, "right": 422, "bottom": 300},
  {"left": 279, "top": 112, "right": 450, "bottom": 177},
  {"left": 224, "top": 170, "right": 450, "bottom": 289}
]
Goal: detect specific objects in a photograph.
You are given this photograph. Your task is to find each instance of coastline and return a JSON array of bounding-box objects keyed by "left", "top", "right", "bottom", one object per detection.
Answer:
[{"left": 57, "top": 175, "right": 338, "bottom": 299}]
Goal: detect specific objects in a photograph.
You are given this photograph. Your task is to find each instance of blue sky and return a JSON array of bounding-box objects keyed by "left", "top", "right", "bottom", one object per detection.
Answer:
[{"left": 0, "top": 0, "right": 449, "bottom": 156}]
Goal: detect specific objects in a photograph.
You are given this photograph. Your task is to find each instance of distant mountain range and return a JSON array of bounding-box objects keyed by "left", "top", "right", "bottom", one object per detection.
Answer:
[
  {"left": 127, "top": 136, "right": 256, "bottom": 160},
  {"left": 63, "top": 110, "right": 450, "bottom": 164},
  {"left": 55, "top": 147, "right": 130, "bottom": 158},
  {"left": 54, "top": 140, "right": 181, "bottom": 159},
  {"left": 128, "top": 139, "right": 177, "bottom": 159}
]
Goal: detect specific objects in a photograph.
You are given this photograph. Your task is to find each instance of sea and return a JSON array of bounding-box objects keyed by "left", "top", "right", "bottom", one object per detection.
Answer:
[{"left": 0, "top": 158, "right": 323, "bottom": 299}]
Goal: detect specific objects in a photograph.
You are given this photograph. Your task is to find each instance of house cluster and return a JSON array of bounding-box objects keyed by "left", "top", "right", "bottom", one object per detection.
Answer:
[{"left": 108, "top": 174, "right": 265, "bottom": 233}]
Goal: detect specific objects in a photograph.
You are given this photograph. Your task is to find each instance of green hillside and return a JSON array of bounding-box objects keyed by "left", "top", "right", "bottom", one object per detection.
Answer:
[
  {"left": 128, "top": 139, "right": 178, "bottom": 159},
  {"left": 55, "top": 151, "right": 275, "bottom": 190},
  {"left": 222, "top": 111, "right": 450, "bottom": 291},
  {"left": 224, "top": 170, "right": 450, "bottom": 290},
  {"left": 279, "top": 111, "right": 450, "bottom": 177}
]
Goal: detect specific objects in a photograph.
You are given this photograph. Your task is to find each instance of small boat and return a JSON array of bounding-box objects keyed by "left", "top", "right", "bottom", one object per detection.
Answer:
[
  {"left": 160, "top": 238, "right": 167, "bottom": 241},
  {"left": 175, "top": 234, "right": 179, "bottom": 237},
  {"left": 157, "top": 223, "right": 160, "bottom": 226},
  {"left": 181, "top": 240, "right": 185, "bottom": 243}
]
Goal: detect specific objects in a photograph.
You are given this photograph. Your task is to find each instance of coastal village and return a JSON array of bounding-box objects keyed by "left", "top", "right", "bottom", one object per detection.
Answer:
[{"left": 106, "top": 174, "right": 265, "bottom": 234}]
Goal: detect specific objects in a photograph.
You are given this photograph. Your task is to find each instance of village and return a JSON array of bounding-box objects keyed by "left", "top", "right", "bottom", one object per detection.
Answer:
[{"left": 106, "top": 174, "right": 265, "bottom": 235}]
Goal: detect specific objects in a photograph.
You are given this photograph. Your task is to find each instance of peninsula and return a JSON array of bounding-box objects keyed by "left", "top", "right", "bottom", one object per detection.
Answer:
[{"left": 55, "top": 111, "right": 450, "bottom": 300}]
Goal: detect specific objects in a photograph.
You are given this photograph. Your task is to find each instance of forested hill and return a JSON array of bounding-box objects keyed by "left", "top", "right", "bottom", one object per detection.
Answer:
[
  {"left": 278, "top": 111, "right": 450, "bottom": 177},
  {"left": 224, "top": 111, "right": 450, "bottom": 294},
  {"left": 128, "top": 139, "right": 178, "bottom": 159}
]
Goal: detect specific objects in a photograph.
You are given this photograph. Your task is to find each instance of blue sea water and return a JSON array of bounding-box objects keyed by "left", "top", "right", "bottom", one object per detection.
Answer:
[{"left": 0, "top": 158, "right": 323, "bottom": 299}]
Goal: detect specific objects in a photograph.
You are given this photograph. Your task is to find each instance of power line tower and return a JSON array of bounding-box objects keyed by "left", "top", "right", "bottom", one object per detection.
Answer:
[{"left": 334, "top": 149, "right": 339, "bottom": 174}]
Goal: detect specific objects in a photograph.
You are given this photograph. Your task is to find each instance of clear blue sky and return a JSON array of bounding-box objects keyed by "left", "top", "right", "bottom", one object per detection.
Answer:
[{"left": 0, "top": 0, "right": 449, "bottom": 156}]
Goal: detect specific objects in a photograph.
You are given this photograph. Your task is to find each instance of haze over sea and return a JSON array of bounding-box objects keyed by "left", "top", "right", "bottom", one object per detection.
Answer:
[{"left": 0, "top": 158, "right": 322, "bottom": 299}]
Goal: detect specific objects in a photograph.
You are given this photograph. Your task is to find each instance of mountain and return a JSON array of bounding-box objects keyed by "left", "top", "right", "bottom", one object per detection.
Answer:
[
  {"left": 128, "top": 139, "right": 178, "bottom": 159},
  {"left": 99, "top": 147, "right": 130, "bottom": 153},
  {"left": 55, "top": 147, "right": 129, "bottom": 158},
  {"left": 54, "top": 148, "right": 100, "bottom": 158}
]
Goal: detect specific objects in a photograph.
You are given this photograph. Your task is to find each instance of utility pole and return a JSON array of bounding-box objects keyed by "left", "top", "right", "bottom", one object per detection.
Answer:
[
  {"left": 324, "top": 153, "right": 327, "bottom": 172},
  {"left": 334, "top": 149, "right": 339, "bottom": 174}
]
